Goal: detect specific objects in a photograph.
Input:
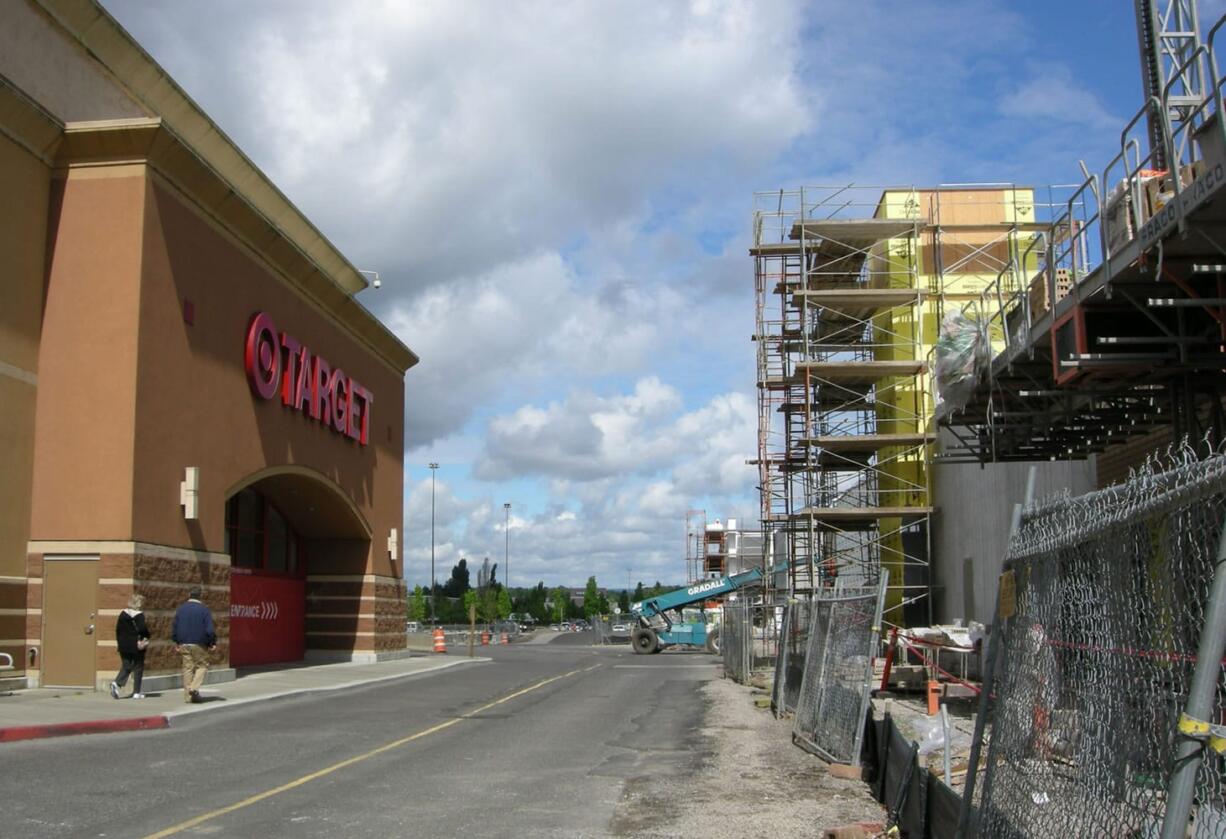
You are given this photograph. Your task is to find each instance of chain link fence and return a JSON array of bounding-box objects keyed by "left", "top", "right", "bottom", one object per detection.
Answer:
[
  {"left": 591, "top": 617, "right": 631, "bottom": 645},
  {"left": 968, "top": 446, "right": 1226, "bottom": 837},
  {"left": 792, "top": 576, "right": 888, "bottom": 766}
]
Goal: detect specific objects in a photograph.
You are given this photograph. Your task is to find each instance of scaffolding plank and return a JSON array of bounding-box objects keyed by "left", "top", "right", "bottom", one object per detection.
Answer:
[
  {"left": 791, "top": 288, "right": 923, "bottom": 315},
  {"left": 791, "top": 219, "right": 917, "bottom": 243},
  {"left": 793, "top": 506, "right": 933, "bottom": 519},
  {"left": 795, "top": 359, "right": 927, "bottom": 384},
  {"left": 791, "top": 506, "right": 934, "bottom": 530},
  {"left": 800, "top": 432, "right": 936, "bottom": 452}
]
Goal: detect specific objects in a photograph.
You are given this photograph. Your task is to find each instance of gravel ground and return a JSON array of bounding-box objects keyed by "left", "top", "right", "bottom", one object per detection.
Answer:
[{"left": 613, "top": 675, "right": 885, "bottom": 838}]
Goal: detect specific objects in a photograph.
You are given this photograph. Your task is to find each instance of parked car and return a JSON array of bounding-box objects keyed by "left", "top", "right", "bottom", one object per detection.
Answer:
[
  {"left": 610, "top": 623, "right": 628, "bottom": 633},
  {"left": 549, "top": 624, "right": 560, "bottom": 631}
]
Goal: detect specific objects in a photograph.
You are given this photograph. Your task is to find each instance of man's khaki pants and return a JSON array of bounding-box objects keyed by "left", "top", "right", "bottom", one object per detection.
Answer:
[{"left": 179, "top": 644, "right": 210, "bottom": 700}]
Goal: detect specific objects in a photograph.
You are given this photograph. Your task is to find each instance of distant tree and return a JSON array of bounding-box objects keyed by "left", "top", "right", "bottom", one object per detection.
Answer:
[
  {"left": 436, "top": 597, "right": 465, "bottom": 624},
  {"left": 597, "top": 591, "right": 610, "bottom": 615},
  {"left": 550, "top": 587, "right": 569, "bottom": 622},
  {"left": 443, "top": 559, "right": 471, "bottom": 598},
  {"left": 582, "top": 577, "right": 601, "bottom": 618},
  {"left": 633, "top": 582, "right": 645, "bottom": 602},
  {"left": 406, "top": 586, "right": 428, "bottom": 622},
  {"left": 462, "top": 590, "right": 479, "bottom": 622},
  {"left": 496, "top": 587, "right": 513, "bottom": 620},
  {"left": 480, "top": 585, "right": 498, "bottom": 624},
  {"left": 618, "top": 590, "right": 631, "bottom": 613},
  {"left": 523, "top": 582, "right": 549, "bottom": 622}
]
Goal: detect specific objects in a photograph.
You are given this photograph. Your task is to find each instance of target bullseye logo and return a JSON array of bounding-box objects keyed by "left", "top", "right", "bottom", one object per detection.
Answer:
[
  {"left": 243, "top": 311, "right": 374, "bottom": 445},
  {"left": 245, "top": 312, "right": 281, "bottom": 400}
]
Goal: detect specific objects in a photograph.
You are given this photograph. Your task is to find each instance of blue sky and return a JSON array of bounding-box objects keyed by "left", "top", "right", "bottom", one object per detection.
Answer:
[{"left": 102, "top": 0, "right": 1183, "bottom": 588}]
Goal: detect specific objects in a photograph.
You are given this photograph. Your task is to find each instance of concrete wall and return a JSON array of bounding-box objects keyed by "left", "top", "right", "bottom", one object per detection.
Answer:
[{"left": 931, "top": 439, "right": 1096, "bottom": 627}]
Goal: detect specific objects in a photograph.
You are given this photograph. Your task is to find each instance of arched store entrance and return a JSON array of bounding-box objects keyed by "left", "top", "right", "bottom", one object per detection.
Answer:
[{"left": 224, "top": 467, "right": 372, "bottom": 668}]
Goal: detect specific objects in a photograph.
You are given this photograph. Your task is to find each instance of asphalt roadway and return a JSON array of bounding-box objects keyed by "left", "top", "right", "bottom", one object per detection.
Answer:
[{"left": 1, "top": 636, "right": 721, "bottom": 838}]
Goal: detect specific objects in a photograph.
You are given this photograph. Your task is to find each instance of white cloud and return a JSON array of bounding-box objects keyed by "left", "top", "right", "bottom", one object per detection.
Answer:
[
  {"left": 475, "top": 379, "right": 755, "bottom": 489},
  {"left": 101, "top": 0, "right": 1148, "bottom": 586},
  {"left": 1000, "top": 68, "right": 1119, "bottom": 132},
  {"left": 386, "top": 252, "right": 686, "bottom": 446},
  {"left": 106, "top": 0, "right": 811, "bottom": 289}
]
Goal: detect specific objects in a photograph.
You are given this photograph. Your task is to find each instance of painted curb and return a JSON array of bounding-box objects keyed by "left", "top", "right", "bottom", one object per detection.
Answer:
[{"left": 0, "top": 715, "right": 169, "bottom": 743}]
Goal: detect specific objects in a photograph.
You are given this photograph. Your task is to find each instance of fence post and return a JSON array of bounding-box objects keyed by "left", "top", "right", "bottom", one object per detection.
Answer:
[
  {"left": 851, "top": 570, "right": 889, "bottom": 768},
  {"left": 1159, "top": 516, "right": 1226, "bottom": 839}
]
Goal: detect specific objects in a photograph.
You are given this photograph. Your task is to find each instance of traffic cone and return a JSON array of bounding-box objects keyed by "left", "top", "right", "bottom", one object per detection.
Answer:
[{"left": 432, "top": 627, "right": 446, "bottom": 654}]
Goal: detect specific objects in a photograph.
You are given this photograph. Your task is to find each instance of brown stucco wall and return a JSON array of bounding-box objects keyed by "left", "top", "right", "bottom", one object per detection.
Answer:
[
  {"left": 131, "top": 174, "right": 405, "bottom": 574},
  {"left": 29, "top": 166, "right": 145, "bottom": 541},
  {"left": 0, "top": 130, "right": 49, "bottom": 676},
  {"left": 23, "top": 158, "right": 408, "bottom": 671}
]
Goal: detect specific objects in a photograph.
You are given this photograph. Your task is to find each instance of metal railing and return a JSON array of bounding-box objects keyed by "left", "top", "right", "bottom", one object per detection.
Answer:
[{"left": 966, "top": 12, "right": 1226, "bottom": 365}]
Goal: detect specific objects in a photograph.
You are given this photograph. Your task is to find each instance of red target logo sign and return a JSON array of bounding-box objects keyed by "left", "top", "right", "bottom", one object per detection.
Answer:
[{"left": 244, "top": 312, "right": 374, "bottom": 446}]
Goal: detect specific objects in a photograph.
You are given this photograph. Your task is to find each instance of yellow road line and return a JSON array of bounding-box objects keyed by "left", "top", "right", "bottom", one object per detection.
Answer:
[{"left": 144, "top": 664, "right": 602, "bottom": 838}]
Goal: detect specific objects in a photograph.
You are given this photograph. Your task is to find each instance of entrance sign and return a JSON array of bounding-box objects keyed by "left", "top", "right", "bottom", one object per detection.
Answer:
[
  {"left": 245, "top": 312, "right": 374, "bottom": 445},
  {"left": 229, "top": 571, "right": 305, "bottom": 667}
]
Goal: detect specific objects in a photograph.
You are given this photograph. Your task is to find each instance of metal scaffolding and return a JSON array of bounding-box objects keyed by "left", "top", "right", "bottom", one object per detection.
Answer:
[{"left": 752, "top": 186, "right": 1047, "bottom": 624}]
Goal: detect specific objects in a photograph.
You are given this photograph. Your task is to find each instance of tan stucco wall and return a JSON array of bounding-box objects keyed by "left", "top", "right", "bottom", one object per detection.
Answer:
[
  {"left": 0, "top": 130, "right": 49, "bottom": 586},
  {"left": 28, "top": 166, "right": 145, "bottom": 541}
]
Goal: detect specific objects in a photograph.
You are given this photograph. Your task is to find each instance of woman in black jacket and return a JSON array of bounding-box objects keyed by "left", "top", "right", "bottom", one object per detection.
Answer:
[{"left": 111, "top": 593, "right": 151, "bottom": 699}]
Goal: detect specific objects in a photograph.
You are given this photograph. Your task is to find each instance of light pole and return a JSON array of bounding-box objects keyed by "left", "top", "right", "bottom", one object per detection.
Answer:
[
  {"left": 429, "top": 462, "right": 438, "bottom": 622},
  {"left": 503, "top": 502, "right": 511, "bottom": 607}
]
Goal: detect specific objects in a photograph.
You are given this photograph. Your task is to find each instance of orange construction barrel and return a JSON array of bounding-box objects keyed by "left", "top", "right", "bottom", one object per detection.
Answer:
[
  {"left": 481, "top": 631, "right": 491, "bottom": 646},
  {"left": 500, "top": 632, "right": 509, "bottom": 645},
  {"left": 432, "top": 627, "right": 446, "bottom": 654}
]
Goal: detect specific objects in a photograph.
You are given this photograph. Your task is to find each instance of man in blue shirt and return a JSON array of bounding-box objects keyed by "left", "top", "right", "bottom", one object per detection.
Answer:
[{"left": 172, "top": 586, "right": 217, "bottom": 704}]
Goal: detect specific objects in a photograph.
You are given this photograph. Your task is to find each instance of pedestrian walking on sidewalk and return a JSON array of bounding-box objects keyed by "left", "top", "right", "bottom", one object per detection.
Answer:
[
  {"left": 110, "top": 593, "right": 151, "bottom": 699},
  {"left": 172, "top": 586, "right": 216, "bottom": 704}
]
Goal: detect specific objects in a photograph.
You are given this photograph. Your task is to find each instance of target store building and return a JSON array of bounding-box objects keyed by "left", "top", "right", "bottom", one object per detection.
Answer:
[{"left": 0, "top": 0, "right": 417, "bottom": 690}]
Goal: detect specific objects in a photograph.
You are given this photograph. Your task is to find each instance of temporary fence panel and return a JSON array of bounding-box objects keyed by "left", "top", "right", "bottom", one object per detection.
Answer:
[
  {"left": 722, "top": 600, "right": 751, "bottom": 683},
  {"left": 965, "top": 449, "right": 1226, "bottom": 838},
  {"left": 722, "top": 600, "right": 782, "bottom": 685},
  {"left": 772, "top": 599, "right": 813, "bottom": 718},
  {"left": 791, "top": 575, "right": 888, "bottom": 765}
]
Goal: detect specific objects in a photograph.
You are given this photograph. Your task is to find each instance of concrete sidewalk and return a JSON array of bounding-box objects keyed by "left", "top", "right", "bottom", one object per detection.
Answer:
[{"left": 0, "top": 653, "right": 486, "bottom": 743}]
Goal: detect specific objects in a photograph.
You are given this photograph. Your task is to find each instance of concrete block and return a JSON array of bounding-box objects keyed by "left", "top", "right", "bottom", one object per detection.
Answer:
[
  {"left": 824, "top": 821, "right": 885, "bottom": 838},
  {"left": 827, "top": 762, "right": 864, "bottom": 780}
]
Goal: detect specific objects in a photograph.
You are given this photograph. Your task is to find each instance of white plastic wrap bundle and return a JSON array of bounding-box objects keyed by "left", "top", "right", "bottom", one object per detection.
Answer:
[{"left": 934, "top": 310, "right": 989, "bottom": 418}]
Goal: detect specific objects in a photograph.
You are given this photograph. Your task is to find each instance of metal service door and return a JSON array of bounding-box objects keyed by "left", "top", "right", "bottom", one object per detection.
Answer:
[{"left": 42, "top": 556, "right": 99, "bottom": 688}]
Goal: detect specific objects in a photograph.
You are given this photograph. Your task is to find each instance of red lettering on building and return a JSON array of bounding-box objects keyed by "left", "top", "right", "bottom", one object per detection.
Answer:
[{"left": 244, "top": 312, "right": 373, "bottom": 446}]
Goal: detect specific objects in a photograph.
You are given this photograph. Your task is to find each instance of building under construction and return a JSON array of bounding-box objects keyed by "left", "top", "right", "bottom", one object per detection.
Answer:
[
  {"left": 752, "top": 186, "right": 1087, "bottom": 624},
  {"left": 752, "top": 0, "right": 1226, "bottom": 630}
]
